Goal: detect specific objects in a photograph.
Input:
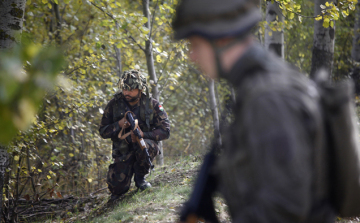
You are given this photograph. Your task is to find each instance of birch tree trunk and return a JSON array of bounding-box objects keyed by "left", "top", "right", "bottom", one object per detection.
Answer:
[
  {"left": 351, "top": 2, "right": 360, "bottom": 94},
  {"left": 208, "top": 80, "right": 221, "bottom": 147},
  {"left": 0, "top": 1, "right": 25, "bottom": 221},
  {"left": 310, "top": 0, "right": 335, "bottom": 79},
  {"left": 114, "top": 45, "right": 122, "bottom": 78},
  {"left": 265, "top": 1, "right": 284, "bottom": 58},
  {"left": 142, "top": 0, "right": 163, "bottom": 166},
  {"left": 0, "top": 0, "right": 26, "bottom": 50}
]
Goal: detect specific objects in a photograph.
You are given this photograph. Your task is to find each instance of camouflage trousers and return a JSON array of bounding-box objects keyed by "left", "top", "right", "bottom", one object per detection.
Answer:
[{"left": 106, "top": 139, "right": 159, "bottom": 195}]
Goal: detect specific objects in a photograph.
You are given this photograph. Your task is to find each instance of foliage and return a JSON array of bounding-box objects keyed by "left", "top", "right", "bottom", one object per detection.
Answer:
[
  {"left": 0, "top": 44, "right": 64, "bottom": 145},
  {"left": 2, "top": 0, "right": 359, "bottom": 221}
]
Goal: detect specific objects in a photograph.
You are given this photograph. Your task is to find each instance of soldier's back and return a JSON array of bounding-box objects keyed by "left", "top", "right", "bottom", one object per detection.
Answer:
[{"left": 216, "top": 44, "right": 335, "bottom": 223}]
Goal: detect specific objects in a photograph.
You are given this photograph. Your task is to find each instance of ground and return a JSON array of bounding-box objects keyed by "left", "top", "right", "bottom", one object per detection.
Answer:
[
  {"left": 31, "top": 156, "right": 360, "bottom": 223},
  {"left": 41, "top": 156, "right": 230, "bottom": 223}
]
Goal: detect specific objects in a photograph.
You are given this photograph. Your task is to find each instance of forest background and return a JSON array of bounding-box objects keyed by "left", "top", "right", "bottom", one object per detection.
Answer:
[{"left": 0, "top": 0, "right": 359, "bottom": 221}]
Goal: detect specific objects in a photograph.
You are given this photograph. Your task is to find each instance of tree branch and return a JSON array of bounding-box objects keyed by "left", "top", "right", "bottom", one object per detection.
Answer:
[
  {"left": 149, "top": 0, "right": 159, "bottom": 39},
  {"left": 90, "top": 1, "right": 145, "bottom": 52}
]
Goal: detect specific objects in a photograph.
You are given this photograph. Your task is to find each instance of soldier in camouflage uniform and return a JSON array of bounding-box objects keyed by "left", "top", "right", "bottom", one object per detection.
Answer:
[
  {"left": 173, "top": 0, "right": 336, "bottom": 222},
  {"left": 99, "top": 70, "right": 170, "bottom": 200}
]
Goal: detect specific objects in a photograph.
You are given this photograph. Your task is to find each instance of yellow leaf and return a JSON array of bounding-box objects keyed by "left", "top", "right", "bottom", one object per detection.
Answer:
[
  {"left": 110, "top": 3, "right": 115, "bottom": 8},
  {"left": 42, "top": 0, "right": 48, "bottom": 3},
  {"left": 330, "top": 20, "right": 334, "bottom": 27},
  {"left": 289, "top": 13, "right": 294, "bottom": 19},
  {"left": 14, "top": 156, "right": 19, "bottom": 161},
  {"left": 49, "top": 129, "right": 56, "bottom": 133},
  {"left": 325, "top": 2, "right": 330, "bottom": 7},
  {"left": 141, "top": 17, "right": 148, "bottom": 24},
  {"left": 88, "top": 178, "right": 93, "bottom": 183},
  {"left": 116, "top": 2, "right": 121, "bottom": 6},
  {"left": 38, "top": 169, "right": 42, "bottom": 172},
  {"left": 315, "top": 15, "right": 322, "bottom": 21},
  {"left": 156, "top": 55, "right": 162, "bottom": 63},
  {"left": 169, "top": 86, "right": 175, "bottom": 90},
  {"left": 268, "top": 31, "right": 273, "bottom": 37},
  {"left": 54, "top": 0, "right": 58, "bottom": 4},
  {"left": 69, "top": 153, "right": 74, "bottom": 157},
  {"left": 48, "top": 3, "right": 52, "bottom": 9},
  {"left": 47, "top": 175, "right": 51, "bottom": 179},
  {"left": 171, "top": 168, "right": 175, "bottom": 172},
  {"left": 140, "top": 26, "right": 150, "bottom": 34}
]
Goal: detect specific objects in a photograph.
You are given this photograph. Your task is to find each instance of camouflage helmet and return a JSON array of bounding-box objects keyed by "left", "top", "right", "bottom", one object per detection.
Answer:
[
  {"left": 118, "top": 70, "right": 147, "bottom": 91},
  {"left": 172, "top": 0, "right": 261, "bottom": 40}
]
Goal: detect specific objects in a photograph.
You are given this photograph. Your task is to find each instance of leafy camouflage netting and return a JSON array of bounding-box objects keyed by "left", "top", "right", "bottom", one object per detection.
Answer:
[{"left": 118, "top": 70, "right": 147, "bottom": 91}]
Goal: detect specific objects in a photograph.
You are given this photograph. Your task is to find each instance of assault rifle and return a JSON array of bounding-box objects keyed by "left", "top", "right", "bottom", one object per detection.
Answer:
[
  {"left": 179, "top": 143, "right": 219, "bottom": 223},
  {"left": 179, "top": 95, "right": 234, "bottom": 223},
  {"left": 123, "top": 104, "right": 154, "bottom": 170}
]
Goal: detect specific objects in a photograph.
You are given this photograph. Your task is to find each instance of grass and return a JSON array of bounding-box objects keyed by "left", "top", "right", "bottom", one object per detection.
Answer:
[{"left": 34, "top": 156, "right": 230, "bottom": 223}]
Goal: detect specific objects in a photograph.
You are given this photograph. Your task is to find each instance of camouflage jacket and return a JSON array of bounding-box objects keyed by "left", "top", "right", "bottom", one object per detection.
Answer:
[
  {"left": 99, "top": 93, "right": 170, "bottom": 156},
  {"left": 216, "top": 43, "right": 335, "bottom": 223}
]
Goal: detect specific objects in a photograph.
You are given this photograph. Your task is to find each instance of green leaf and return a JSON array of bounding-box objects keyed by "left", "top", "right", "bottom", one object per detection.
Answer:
[
  {"left": 140, "top": 26, "right": 150, "bottom": 34},
  {"left": 141, "top": 17, "right": 148, "bottom": 24}
]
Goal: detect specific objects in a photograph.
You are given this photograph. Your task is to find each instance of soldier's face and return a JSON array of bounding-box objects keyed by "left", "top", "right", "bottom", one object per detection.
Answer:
[
  {"left": 188, "top": 36, "right": 218, "bottom": 79},
  {"left": 123, "top": 88, "right": 141, "bottom": 102}
]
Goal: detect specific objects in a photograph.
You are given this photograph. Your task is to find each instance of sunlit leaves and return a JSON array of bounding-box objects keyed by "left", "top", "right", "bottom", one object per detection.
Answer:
[{"left": 0, "top": 44, "right": 64, "bottom": 144}]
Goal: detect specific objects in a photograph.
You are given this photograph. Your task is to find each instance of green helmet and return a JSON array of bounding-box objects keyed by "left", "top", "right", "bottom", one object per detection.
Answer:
[
  {"left": 172, "top": 0, "right": 261, "bottom": 40},
  {"left": 118, "top": 69, "right": 147, "bottom": 91}
]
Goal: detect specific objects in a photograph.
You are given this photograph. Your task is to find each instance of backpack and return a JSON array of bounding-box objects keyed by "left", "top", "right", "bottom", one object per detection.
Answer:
[{"left": 314, "top": 70, "right": 360, "bottom": 217}]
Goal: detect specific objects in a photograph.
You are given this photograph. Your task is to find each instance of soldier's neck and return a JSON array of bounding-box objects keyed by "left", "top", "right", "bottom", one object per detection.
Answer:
[{"left": 128, "top": 98, "right": 140, "bottom": 107}]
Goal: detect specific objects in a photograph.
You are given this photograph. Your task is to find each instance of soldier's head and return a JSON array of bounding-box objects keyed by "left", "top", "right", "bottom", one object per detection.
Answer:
[
  {"left": 172, "top": 0, "right": 261, "bottom": 79},
  {"left": 118, "top": 69, "right": 147, "bottom": 102}
]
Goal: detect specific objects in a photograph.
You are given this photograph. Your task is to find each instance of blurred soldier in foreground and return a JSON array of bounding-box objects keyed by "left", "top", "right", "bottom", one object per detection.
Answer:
[
  {"left": 99, "top": 70, "right": 170, "bottom": 201},
  {"left": 173, "top": 0, "right": 335, "bottom": 222}
]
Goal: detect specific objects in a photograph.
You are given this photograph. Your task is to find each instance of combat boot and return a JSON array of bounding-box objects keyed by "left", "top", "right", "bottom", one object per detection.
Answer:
[{"left": 134, "top": 174, "right": 151, "bottom": 190}]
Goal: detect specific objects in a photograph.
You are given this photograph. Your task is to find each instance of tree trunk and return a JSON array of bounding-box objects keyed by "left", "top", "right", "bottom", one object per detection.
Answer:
[
  {"left": 0, "top": 146, "right": 9, "bottom": 223},
  {"left": 310, "top": 0, "right": 335, "bottom": 79},
  {"left": 0, "top": 0, "right": 26, "bottom": 50},
  {"left": 114, "top": 45, "right": 122, "bottom": 78},
  {"left": 0, "top": 1, "right": 25, "bottom": 221},
  {"left": 53, "top": 2, "right": 62, "bottom": 45},
  {"left": 208, "top": 80, "right": 222, "bottom": 147},
  {"left": 351, "top": 2, "right": 360, "bottom": 94},
  {"left": 142, "top": 0, "right": 163, "bottom": 166},
  {"left": 265, "top": 1, "right": 284, "bottom": 58}
]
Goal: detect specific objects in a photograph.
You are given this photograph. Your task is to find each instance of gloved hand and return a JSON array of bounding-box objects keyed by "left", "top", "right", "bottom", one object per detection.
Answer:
[
  {"left": 131, "top": 126, "right": 144, "bottom": 142},
  {"left": 118, "top": 117, "right": 130, "bottom": 129}
]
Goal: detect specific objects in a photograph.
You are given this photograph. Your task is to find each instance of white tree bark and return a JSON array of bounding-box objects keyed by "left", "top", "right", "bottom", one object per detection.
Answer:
[
  {"left": 142, "top": 0, "right": 163, "bottom": 165},
  {"left": 310, "top": 0, "right": 335, "bottom": 79},
  {"left": 351, "top": 2, "right": 360, "bottom": 94},
  {"left": 0, "top": 1, "right": 25, "bottom": 221},
  {"left": 208, "top": 80, "right": 221, "bottom": 147},
  {"left": 352, "top": 2, "right": 360, "bottom": 62},
  {"left": 114, "top": 45, "right": 122, "bottom": 78},
  {"left": 0, "top": 0, "right": 26, "bottom": 50},
  {"left": 265, "top": 1, "right": 284, "bottom": 58}
]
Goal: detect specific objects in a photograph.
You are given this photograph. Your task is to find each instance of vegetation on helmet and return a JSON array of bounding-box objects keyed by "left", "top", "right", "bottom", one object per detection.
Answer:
[{"left": 118, "top": 70, "right": 147, "bottom": 91}]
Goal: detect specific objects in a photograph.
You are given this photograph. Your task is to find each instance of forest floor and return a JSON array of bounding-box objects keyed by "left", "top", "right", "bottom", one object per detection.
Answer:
[
  {"left": 32, "top": 156, "right": 230, "bottom": 223},
  {"left": 31, "top": 156, "right": 360, "bottom": 223}
]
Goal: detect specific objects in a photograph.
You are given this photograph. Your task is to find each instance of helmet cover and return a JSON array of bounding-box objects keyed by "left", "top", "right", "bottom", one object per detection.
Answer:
[{"left": 118, "top": 70, "right": 147, "bottom": 91}]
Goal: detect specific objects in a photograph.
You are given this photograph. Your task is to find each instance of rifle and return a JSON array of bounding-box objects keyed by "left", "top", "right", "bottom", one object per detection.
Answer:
[
  {"left": 118, "top": 102, "right": 154, "bottom": 171},
  {"left": 179, "top": 95, "right": 234, "bottom": 223},
  {"left": 126, "top": 111, "right": 154, "bottom": 170},
  {"left": 179, "top": 143, "right": 219, "bottom": 223}
]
